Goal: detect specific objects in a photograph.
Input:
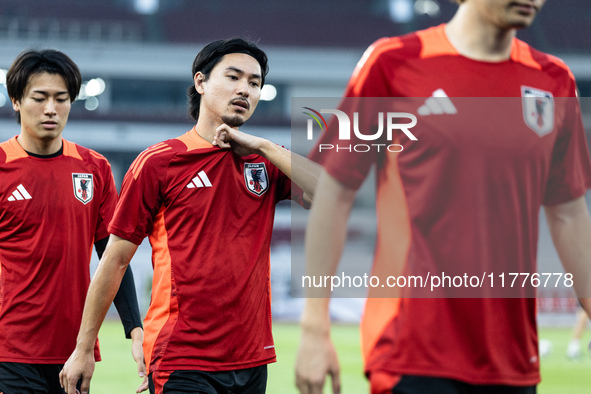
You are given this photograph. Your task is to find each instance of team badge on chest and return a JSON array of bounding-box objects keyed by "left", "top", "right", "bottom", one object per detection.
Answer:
[
  {"left": 72, "top": 173, "right": 94, "bottom": 204},
  {"left": 244, "top": 163, "right": 269, "bottom": 196},
  {"left": 521, "top": 86, "right": 554, "bottom": 137}
]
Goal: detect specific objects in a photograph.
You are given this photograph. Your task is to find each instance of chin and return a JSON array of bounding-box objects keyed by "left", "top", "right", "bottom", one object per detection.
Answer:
[
  {"left": 222, "top": 115, "right": 246, "bottom": 128},
  {"left": 506, "top": 13, "right": 537, "bottom": 28},
  {"left": 38, "top": 130, "right": 62, "bottom": 141},
  {"left": 502, "top": 18, "right": 533, "bottom": 29},
  {"left": 514, "top": 18, "right": 534, "bottom": 27}
]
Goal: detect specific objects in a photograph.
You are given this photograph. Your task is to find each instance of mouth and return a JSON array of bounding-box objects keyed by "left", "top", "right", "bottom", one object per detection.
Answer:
[
  {"left": 509, "top": 2, "right": 538, "bottom": 15},
  {"left": 230, "top": 99, "right": 250, "bottom": 112},
  {"left": 42, "top": 121, "right": 58, "bottom": 130}
]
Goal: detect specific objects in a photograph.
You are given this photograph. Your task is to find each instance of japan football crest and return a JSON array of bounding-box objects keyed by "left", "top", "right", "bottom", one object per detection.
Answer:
[
  {"left": 521, "top": 86, "right": 554, "bottom": 137},
  {"left": 72, "top": 173, "right": 94, "bottom": 204},
  {"left": 244, "top": 163, "right": 269, "bottom": 196}
]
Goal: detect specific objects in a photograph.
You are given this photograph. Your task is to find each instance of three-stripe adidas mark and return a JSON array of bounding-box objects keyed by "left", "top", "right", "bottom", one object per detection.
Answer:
[
  {"left": 187, "top": 171, "right": 212, "bottom": 188},
  {"left": 7, "top": 184, "right": 32, "bottom": 201},
  {"left": 417, "top": 89, "right": 457, "bottom": 116}
]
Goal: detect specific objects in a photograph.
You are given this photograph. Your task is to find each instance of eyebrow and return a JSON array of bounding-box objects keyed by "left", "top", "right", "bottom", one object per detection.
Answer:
[
  {"left": 31, "top": 89, "right": 69, "bottom": 96},
  {"left": 226, "top": 66, "right": 261, "bottom": 80}
]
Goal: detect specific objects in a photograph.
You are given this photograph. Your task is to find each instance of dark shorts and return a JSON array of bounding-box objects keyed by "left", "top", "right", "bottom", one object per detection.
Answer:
[
  {"left": 392, "top": 375, "right": 536, "bottom": 394},
  {"left": 148, "top": 365, "right": 267, "bottom": 394},
  {"left": 0, "top": 362, "right": 83, "bottom": 394}
]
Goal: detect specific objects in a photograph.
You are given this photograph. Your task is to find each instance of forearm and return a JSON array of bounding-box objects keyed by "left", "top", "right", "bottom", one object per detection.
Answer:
[
  {"left": 301, "top": 171, "right": 356, "bottom": 330},
  {"left": 258, "top": 140, "right": 321, "bottom": 201},
  {"left": 545, "top": 196, "right": 591, "bottom": 316},
  {"left": 113, "top": 266, "right": 143, "bottom": 338},
  {"left": 77, "top": 236, "right": 138, "bottom": 351}
]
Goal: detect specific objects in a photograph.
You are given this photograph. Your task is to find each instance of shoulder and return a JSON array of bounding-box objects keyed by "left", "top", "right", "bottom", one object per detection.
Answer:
[
  {"left": 63, "top": 141, "right": 116, "bottom": 185},
  {"left": 513, "top": 39, "right": 577, "bottom": 95},
  {"left": 66, "top": 141, "right": 111, "bottom": 165},
  {"left": 348, "top": 25, "right": 446, "bottom": 96},
  {"left": 532, "top": 47, "right": 575, "bottom": 82},
  {"left": 355, "top": 30, "right": 422, "bottom": 70},
  {"left": 0, "top": 137, "right": 27, "bottom": 165},
  {"left": 0, "top": 140, "right": 12, "bottom": 164},
  {"left": 128, "top": 139, "right": 184, "bottom": 179},
  {"left": 358, "top": 24, "right": 451, "bottom": 66}
]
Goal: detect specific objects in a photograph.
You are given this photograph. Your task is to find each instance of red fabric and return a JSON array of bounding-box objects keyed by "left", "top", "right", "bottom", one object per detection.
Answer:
[
  {"left": 0, "top": 137, "right": 116, "bottom": 363},
  {"left": 150, "top": 370, "right": 172, "bottom": 394},
  {"left": 370, "top": 371, "right": 401, "bottom": 394},
  {"left": 109, "top": 128, "right": 295, "bottom": 372},
  {"left": 311, "top": 25, "right": 591, "bottom": 386}
]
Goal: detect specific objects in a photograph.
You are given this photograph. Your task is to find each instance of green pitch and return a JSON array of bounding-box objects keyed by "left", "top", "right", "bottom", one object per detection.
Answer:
[{"left": 92, "top": 320, "right": 591, "bottom": 393}]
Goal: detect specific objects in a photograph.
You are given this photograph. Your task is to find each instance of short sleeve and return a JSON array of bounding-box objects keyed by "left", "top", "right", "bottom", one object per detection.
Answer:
[
  {"left": 543, "top": 97, "right": 591, "bottom": 205},
  {"left": 275, "top": 169, "right": 307, "bottom": 207},
  {"left": 309, "top": 39, "right": 394, "bottom": 190},
  {"left": 109, "top": 149, "right": 167, "bottom": 245},
  {"left": 261, "top": 145, "right": 307, "bottom": 207},
  {"left": 95, "top": 158, "right": 118, "bottom": 241}
]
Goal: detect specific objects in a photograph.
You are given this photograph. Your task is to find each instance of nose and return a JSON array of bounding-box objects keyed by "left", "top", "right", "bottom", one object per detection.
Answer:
[
  {"left": 236, "top": 79, "right": 250, "bottom": 97},
  {"left": 44, "top": 99, "right": 57, "bottom": 115}
]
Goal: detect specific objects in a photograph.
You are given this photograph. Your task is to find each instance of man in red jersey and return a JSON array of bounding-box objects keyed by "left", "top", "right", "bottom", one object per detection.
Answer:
[
  {"left": 60, "top": 38, "right": 320, "bottom": 394},
  {"left": 295, "top": 0, "right": 591, "bottom": 393},
  {"left": 0, "top": 49, "right": 144, "bottom": 393}
]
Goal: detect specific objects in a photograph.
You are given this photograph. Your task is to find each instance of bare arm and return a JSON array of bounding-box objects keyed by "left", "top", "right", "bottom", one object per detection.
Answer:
[
  {"left": 60, "top": 235, "right": 139, "bottom": 394},
  {"left": 213, "top": 124, "right": 321, "bottom": 204},
  {"left": 544, "top": 196, "right": 591, "bottom": 315},
  {"left": 295, "top": 170, "right": 356, "bottom": 394},
  {"left": 94, "top": 236, "right": 147, "bottom": 391}
]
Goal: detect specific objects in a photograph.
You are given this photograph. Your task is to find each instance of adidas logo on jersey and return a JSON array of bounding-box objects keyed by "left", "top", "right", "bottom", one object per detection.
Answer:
[
  {"left": 418, "top": 89, "right": 457, "bottom": 116},
  {"left": 7, "top": 184, "right": 32, "bottom": 201},
  {"left": 187, "top": 171, "right": 212, "bottom": 188}
]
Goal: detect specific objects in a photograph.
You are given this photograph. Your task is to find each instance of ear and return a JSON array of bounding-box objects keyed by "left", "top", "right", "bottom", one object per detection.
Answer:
[
  {"left": 194, "top": 72, "right": 206, "bottom": 94},
  {"left": 12, "top": 98, "right": 20, "bottom": 112}
]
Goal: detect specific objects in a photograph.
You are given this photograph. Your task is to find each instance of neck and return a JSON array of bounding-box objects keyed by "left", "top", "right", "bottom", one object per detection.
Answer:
[
  {"left": 445, "top": 6, "right": 516, "bottom": 62},
  {"left": 193, "top": 117, "right": 217, "bottom": 144},
  {"left": 17, "top": 134, "right": 63, "bottom": 155}
]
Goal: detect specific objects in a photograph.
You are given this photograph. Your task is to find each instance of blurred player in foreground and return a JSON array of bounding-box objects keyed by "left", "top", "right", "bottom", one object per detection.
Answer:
[
  {"left": 60, "top": 38, "right": 320, "bottom": 394},
  {"left": 296, "top": 0, "right": 591, "bottom": 393},
  {"left": 0, "top": 49, "right": 143, "bottom": 394}
]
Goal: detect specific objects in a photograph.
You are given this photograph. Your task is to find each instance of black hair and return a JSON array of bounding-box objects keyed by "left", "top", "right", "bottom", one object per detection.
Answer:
[
  {"left": 187, "top": 38, "right": 269, "bottom": 122},
  {"left": 6, "top": 49, "right": 81, "bottom": 124}
]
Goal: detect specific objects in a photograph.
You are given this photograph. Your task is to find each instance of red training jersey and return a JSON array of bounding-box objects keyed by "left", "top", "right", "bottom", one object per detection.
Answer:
[
  {"left": 311, "top": 25, "right": 591, "bottom": 386},
  {"left": 109, "top": 127, "right": 299, "bottom": 373},
  {"left": 0, "top": 137, "right": 116, "bottom": 363}
]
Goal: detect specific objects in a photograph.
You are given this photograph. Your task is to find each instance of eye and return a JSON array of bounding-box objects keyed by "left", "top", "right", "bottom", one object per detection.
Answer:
[
  {"left": 250, "top": 81, "right": 260, "bottom": 88},
  {"left": 57, "top": 98, "right": 69, "bottom": 103},
  {"left": 228, "top": 75, "right": 239, "bottom": 80},
  {"left": 32, "top": 98, "right": 44, "bottom": 102}
]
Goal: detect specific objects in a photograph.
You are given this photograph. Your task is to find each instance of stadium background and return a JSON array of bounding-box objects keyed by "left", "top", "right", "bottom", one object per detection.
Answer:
[{"left": 0, "top": 0, "right": 590, "bottom": 391}]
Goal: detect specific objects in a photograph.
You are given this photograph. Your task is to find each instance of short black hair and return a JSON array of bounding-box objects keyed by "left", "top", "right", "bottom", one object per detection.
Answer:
[
  {"left": 6, "top": 49, "right": 81, "bottom": 124},
  {"left": 187, "top": 38, "right": 269, "bottom": 122}
]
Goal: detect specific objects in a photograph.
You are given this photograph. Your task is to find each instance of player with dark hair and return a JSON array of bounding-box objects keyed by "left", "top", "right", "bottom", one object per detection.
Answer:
[
  {"left": 0, "top": 49, "right": 144, "bottom": 393},
  {"left": 60, "top": 38, "right": 320, "bottom": 394},
  {"left": 187, "top": 38, "right": 269, "bottom": 123},
  {"left": 296, "top": 0, "right": 591, "bottom": 393}
]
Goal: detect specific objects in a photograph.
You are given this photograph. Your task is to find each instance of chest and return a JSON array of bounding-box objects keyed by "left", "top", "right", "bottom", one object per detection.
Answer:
[
  {"left": 163, "top": 153, "right": 280, "bottom": 218},
  {"left": 0, "top": 160, "right": 101, "bottom": 231}
]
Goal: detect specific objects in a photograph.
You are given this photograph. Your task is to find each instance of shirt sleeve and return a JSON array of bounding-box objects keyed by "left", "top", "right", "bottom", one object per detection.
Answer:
[
  {"left": 95, "top": 158, "right": 118, "bottom": 241},
  {"left": 543, "top": 96, "right": 591, "bottom": 205},
  {"left": 109, "top": 148, "right": 167, "bottom": 245},
  {"left": 272, "top": 149, "right": 307, "bottom": 207},
  {"left": 308, "top": 38, "right": 394, "bottom": 191}
]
